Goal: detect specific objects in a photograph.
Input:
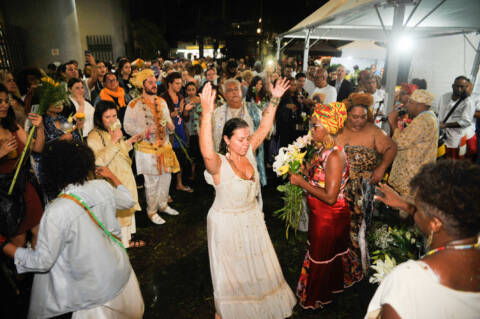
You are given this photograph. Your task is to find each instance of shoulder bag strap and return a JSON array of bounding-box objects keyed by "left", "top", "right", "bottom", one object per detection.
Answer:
[
  {"left": 442, "top": 96, "right": 465, "bottom": 123},
  {"left": 58, "top": 193, "right": 126, "bottom": 251}
]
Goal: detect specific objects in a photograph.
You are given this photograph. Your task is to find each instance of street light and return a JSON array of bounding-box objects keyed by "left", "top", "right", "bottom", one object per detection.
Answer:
[{"left": 257, "top": 28, "right": 262, "bottom": 34}]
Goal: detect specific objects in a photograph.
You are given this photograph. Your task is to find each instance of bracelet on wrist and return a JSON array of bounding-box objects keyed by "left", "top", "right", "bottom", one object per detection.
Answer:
[{"left": 270, "top": 97, "right": 281, "bottom": 107}]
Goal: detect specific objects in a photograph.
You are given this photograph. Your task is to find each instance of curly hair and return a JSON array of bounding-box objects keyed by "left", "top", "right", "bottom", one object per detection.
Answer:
[
  {"left": 245, "top": 76, "right": 270, "bottom": 102},
  {"left": 342, "top": 93, "right": 374, "bottom": 123},
  {"left": 410, "top": 160, "right": 480, "bottom": 238},
  {"left": 41, "top": 140, "right": 95, "bottom": 197}
]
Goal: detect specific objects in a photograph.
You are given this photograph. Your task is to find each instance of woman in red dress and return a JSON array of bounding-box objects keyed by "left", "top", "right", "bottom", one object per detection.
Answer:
[
  {"left": 289, "top": 102, "right": 351, "bottom": 309},
  {"left": 0, "top": 83, "right": 44, "bottom": 247}
]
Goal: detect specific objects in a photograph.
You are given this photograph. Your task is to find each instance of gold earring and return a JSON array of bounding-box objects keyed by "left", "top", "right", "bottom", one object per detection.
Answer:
[
  {"left": 425, "top": 229, "right": 434, "bottom": 250},
  {"left": 322, "top": 134, "right": 335, "bottom": 149}
]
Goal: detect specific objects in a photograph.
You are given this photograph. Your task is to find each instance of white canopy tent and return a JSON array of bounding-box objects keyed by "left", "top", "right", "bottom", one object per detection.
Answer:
[{"left": 276, "top": 0, "right": 480, "bottom": 112}]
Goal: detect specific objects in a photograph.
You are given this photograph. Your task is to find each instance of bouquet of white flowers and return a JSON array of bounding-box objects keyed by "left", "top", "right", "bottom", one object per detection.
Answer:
[{"left": 273, "top": 133, "right": 313, "bottom": 238}]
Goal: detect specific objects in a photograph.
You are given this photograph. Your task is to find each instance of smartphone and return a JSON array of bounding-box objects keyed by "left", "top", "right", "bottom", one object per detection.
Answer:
[
  {"left": 84, "top": 50, "right": 91, "bottom": 56},
  {"left": 31, "top": 104, "right": 40, "bottom": 114}
]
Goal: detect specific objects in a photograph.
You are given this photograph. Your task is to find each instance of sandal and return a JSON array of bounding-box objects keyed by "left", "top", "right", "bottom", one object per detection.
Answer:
[
  {"left": 177, "top": 185, "right": 194, "bottom": 193},
  {"left": 128, "top": 239, "right": 146, "bottom": 248}
]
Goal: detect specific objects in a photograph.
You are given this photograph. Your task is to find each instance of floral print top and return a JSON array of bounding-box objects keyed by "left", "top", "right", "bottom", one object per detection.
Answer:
[{"left": 307, "top": 145, "right": 349, "bottom": 200}]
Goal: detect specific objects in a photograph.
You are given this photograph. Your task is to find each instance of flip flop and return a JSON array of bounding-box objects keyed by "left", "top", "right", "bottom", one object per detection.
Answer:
[
  {"left": 128, "top": 239, "right": 146, "bottom": 248},
  {"left": 177, "top": 186, "right": 194, "bottom": 193}
]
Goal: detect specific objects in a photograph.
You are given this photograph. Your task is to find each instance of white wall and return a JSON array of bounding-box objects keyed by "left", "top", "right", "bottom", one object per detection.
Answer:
[{"left": 408, "top": 34, "right": 480, "bottom": 104}]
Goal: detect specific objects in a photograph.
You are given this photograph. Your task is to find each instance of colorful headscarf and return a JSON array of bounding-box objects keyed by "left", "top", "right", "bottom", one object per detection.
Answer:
[
  {"left": 312, "top": 102, "right": 347, "bottom": 135},
  {"left": 400, "top": 83, "right": 418, "bottom": 95}
]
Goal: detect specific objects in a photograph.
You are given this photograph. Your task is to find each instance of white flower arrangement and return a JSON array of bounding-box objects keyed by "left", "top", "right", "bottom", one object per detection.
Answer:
[{"left": 369, "top": 254, "right": 397, "bottom": 284}]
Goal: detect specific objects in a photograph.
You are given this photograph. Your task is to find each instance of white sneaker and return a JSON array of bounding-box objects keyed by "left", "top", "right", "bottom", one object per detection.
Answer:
[
  {"left": 163, "top": 206, "right": 180, "bottom": 216},
  {"left": 148, "top": 213, "right": 166, "bottom": 224}
]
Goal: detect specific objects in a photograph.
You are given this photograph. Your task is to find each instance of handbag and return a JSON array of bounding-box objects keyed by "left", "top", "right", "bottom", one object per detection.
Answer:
[{"left": 0, "top": 170, "right": 26, "bottom": 237}]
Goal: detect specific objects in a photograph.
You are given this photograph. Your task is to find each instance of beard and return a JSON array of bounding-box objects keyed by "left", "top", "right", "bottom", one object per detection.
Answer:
[{"left": 145, "top": 87, "right": 157, "bottom": 95}]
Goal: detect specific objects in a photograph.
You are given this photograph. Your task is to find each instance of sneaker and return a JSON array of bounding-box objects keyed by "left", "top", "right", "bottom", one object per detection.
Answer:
[
  {"left": 148, "top": 213, "right": 166, "bottom": 224},
  {"left": 163, "top": 206, "right": 180, "bottom": 216}
]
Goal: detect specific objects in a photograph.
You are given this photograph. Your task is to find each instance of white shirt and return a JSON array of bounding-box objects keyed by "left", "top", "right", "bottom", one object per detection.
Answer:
[
  {"left": 437, "top": 92, "right": 476, "bottom": 147},
  {"left": 14, "top": 180, "right": 135, "bottom": 319},
  {"left": 212, "top": 102, "right": 255, "bottom": 152},
  {"left": 123, "top": 97, "right": 173, "bottom": 175},
  {"left": 372, "top": 89, "right": 387, "bottom": 128},
  {"left": 304, "top": 78, "right": 316, "bottom": 97},
  {"left": 69, "top": 97, "right": 95, "bottom": 137},
  {"left": 366, "top": 260, "right": 480, "bottom": 319},
  {"left": 311, "top": 85, "right": 337, "bottom": 105}
]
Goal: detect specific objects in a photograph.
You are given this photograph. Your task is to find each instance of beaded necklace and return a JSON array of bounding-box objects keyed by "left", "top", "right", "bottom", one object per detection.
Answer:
[{"left": 422, "top": 239, "right": 479, "bottom": 258}]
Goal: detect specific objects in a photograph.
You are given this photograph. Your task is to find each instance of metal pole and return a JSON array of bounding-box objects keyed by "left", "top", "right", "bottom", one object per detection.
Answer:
[
  {"left": 276, "top": 37, "right": 281, "bottom": 61},
  {"left": 303, "top": 28, "right": 311, "bottom": 72},
  {"left": 470, "top": 40, "right": 480, "bottom": 88},
  {"left": 384, "top": 5, "right": 406, "bottom": 121}
]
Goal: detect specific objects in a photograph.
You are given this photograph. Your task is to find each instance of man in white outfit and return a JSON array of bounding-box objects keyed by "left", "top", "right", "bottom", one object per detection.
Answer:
[
  {"left": 124, "top": 69, "right": 181, "bottom": 224},
  {"left": 311, "top": 68, "right": 337, "bottom": 105}
]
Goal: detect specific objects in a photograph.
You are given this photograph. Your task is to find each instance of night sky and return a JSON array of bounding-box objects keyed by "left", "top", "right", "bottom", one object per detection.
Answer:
[{"left": 128, "top": 0, "right": 329, "bottom": 48}]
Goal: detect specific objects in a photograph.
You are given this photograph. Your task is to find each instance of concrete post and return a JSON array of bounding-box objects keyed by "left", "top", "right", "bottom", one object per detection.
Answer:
[{"left": 384, "top": 5, "right": 406, "bottom": 116}]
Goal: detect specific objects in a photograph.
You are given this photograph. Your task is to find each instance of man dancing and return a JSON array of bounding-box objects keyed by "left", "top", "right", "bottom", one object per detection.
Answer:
[{"left": 124, "top": 69, "right": 181, "bottom": 224}]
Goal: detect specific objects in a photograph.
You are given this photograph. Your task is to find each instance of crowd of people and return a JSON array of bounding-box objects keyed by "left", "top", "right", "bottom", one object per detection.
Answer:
[{"left": 0, "top": 51, "right": 478, "bottom": 319}]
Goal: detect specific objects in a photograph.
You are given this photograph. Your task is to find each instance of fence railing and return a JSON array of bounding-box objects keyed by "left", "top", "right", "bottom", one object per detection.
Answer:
[{"left": 86, "top": 35, "right": 113, "bottom": 63}]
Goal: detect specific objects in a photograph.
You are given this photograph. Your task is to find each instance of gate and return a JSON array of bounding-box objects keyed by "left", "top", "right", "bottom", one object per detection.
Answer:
[
  {"left": 86, "top": 35, "right": 113, "bottom": 63},
  {"left": 0, "top": 23, "right": 26, "bottom": 72}
]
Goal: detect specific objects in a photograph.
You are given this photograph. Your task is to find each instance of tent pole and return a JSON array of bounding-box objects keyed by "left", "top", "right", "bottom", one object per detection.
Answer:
[
  {"left": 384, "top": 4, "right": 406, "bottom": 127},
  {"left": 303, "top": 28, "right": 311, "bottom": 72},
  {"left": 276, "top": 37, "right": 282, "bottom": 61},
  {"left": 470, "top": 40, "right": 480, "bottom": 87}
]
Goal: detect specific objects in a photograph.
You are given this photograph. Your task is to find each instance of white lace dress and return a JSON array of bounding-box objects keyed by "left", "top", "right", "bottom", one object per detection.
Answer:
[{"left": 205, "top": 148, "right": 296, "bottom": 319}]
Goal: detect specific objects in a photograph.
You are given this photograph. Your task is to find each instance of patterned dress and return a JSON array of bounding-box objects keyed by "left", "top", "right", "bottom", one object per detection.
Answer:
[
  {"left": 296, "top": 146, "right": 351, "bottom": 309},
  {"left": 343, "top": 145, "right": 378, "bottom": 281}
]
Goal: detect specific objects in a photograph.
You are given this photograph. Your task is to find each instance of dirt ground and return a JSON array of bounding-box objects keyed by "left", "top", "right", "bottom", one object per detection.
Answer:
[{"left": 1, "top": 172, "right": 375, "bottom": 318}]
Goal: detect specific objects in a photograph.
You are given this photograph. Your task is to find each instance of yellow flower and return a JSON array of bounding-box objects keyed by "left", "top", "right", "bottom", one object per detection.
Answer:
[
  {"left": 67, "top": 116, "right": 73, "bottom": 124},
  {"left": 74, "top": 112, "right": 85, "bottom": 120},
  {"left": 295, "top": 151, "right": 307, "bottom": 161},
  {"left": 278, "top": 164, "right": 289, "bottom": 176}
]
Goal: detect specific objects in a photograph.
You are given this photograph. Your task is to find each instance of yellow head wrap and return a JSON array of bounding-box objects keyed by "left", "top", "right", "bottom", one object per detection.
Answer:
[
  {"left": 130, "top": 69, "right": 155, "bottom": 89},
  {"left": 312, "top": 102, "right": 347, "bottom": 135}
]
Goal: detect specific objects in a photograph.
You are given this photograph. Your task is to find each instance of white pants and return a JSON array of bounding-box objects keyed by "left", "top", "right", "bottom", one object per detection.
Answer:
[
  {"left": 144, "top": 173, "right": 171, "bottom": 215},
  {"left": 72, "top": 271, "right": 144, "bottom": 319}
]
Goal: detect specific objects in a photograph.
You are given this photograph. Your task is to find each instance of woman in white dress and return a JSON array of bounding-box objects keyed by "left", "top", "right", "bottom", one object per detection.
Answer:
[
  {"left": 199, "top": 81, "right": 297, "bottom": 319},
  {"left": 68, "top": 78, "right": 95, "bottom": 137}
]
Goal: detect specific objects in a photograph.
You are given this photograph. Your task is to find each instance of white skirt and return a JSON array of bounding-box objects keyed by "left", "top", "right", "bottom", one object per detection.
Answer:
[{"left": 72, "top": 271, "right": 144, "bottom": 319}]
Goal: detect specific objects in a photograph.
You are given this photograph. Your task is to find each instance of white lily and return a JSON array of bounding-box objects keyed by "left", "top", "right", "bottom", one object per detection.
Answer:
[{"left": 369, "top": 255, "right": 397, "bottom": 284}]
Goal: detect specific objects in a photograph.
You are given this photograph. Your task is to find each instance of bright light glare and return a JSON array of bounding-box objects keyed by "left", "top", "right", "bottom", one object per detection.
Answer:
[
  {"left": 397, "top": 35, "right": 414, "bottom": 52},
  {"left": 257, "top": 28, "right": 262, "bottom": 34},
  {"left": 347, "top": 56, "right": 353, "bottom": 60},
  {"left": 266, "top": 60, "right": 274, "bottom": 67},
  {"left": 259, "top": 18, "right": 262, "bottom": 23}
]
